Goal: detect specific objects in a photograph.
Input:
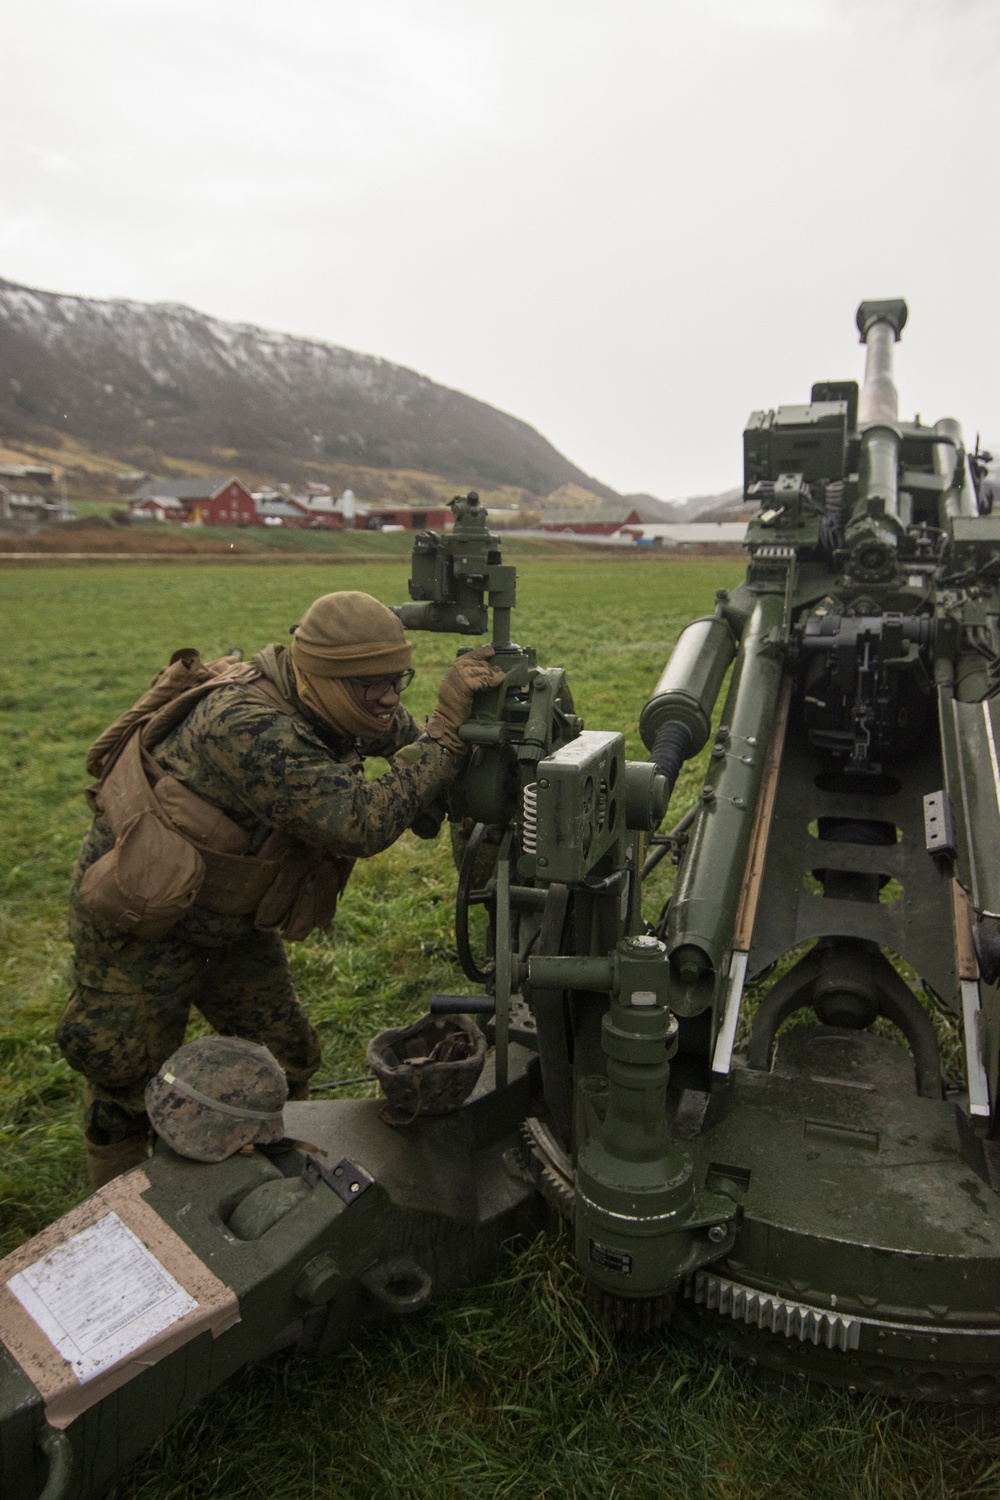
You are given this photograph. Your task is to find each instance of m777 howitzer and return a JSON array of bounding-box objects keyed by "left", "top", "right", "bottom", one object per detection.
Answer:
[{"left": 3, "top": 302, "right": 1000, "bottom": 1500}]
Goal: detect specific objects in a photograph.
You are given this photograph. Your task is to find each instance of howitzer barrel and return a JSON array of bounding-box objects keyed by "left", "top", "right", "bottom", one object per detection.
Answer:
[
  {"left": 857, "top": 323, "right": 898, "bottom": 425},
  {"left": 847, "top": 300, "right": 908, "bottom": 564},
  {"left": 857, "top": 421, "right": 902, "bottom": 521},
  {"left": 856, "top": 298, "right": 907, "bottom": 426}
]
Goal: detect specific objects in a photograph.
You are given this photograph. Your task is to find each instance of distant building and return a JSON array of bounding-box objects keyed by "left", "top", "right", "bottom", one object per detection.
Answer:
[
  {"left": 250, "top": 487, "right": 369, "bottom": 530},
  {"left": 619, "top": 521, "right": 748, "bottom": 547},
  {"left": 539, "top": 503, "right": 643, "bottom": 536},
  {"left": 287, "top": 492, "right": 342, "bottom": 529},
  {"left": 363, "top": 503, "right": 452, "bottom": 531},
  {"left": 0, "top": 463, "right": 55, "bottom": 488},
  {"left": 127, "top": 475, "right": 452, "bottom": 532},
  {"left": 130, "top": 495, "right": 187, "bottom": 523},
  {"left": 0, "top": 477, "right": 50, "bottom": 524},
  {"left": 254, "top": 494, "right": 309, "bottom": 528},
  {"left": 129, "top": 476, "right": 256, "bottom": 526}
]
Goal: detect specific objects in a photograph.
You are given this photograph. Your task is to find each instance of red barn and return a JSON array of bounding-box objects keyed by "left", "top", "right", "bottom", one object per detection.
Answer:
[
  {"left": 363, "top": 505, "right": 453, "bottom": 531},
  {"left": 129, "top": 476, "right": 256, "bottom": 526},
  {"left": 539, "top": 503, "right": 643, "bottom": 536},
  {"left": 254, "top": 494, "right": 311, "bottom": 528}
]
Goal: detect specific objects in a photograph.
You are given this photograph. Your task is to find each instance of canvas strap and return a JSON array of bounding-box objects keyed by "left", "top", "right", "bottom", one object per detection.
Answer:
[{"left": 160, "top": 1071, "right": 285, "bottom": 1122}]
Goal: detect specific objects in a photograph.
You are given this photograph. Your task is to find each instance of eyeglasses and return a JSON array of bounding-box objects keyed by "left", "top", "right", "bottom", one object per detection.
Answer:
[{"left": 348, "top": 669, "right": 415, "bottom": 701}]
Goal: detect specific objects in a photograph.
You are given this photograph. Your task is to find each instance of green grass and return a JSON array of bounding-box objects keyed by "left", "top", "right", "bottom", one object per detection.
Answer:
[{"left": 1, "top": 557, "right": 997, "bottom": 1498}]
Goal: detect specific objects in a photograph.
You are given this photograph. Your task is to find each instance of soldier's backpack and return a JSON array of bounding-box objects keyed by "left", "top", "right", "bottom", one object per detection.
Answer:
[{"left": 81, "top": 649, "right": 354, "bottom": 941}]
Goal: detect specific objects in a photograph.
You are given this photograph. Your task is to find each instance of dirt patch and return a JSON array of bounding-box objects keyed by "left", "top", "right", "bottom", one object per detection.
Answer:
[{"left": 0, "top": 526, "right": 250, "bottom": 556}]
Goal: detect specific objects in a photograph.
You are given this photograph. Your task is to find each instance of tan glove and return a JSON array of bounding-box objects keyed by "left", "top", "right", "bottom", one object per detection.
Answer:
[{"left": 426, "top": 646, "right": 507, "bottom": 755}]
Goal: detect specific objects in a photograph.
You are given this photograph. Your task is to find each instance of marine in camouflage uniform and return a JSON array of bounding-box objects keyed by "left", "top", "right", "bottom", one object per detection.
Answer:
[{"left": 59, "top": 591, "right": 504, "bottom": 1187}]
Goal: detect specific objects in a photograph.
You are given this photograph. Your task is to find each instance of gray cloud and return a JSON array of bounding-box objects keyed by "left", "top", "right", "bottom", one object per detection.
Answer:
[{"left": 3, "top": 0, "right": 997, "bottom": 497}]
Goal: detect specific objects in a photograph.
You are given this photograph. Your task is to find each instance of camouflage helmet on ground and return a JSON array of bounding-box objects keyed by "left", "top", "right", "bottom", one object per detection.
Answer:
[
  {"left": 145, "top": 1036, "right": 288, "bottom": 1162},
  {"left": 366, "top": 1013, "right": 486, "bottom": 1126}
]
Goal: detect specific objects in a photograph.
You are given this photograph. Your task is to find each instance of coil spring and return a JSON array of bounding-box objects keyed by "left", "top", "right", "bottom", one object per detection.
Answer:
[{"left": 522, "top": 783, "right": 538, "bottom": 855}]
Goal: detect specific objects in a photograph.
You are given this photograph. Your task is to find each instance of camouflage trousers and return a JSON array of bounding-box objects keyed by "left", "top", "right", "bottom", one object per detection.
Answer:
[{"left": 59, "top": 885, "right": 321, "bottom": 1147}]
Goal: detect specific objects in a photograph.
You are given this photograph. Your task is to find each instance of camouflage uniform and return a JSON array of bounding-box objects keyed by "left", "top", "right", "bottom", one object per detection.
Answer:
[{"left": 58, "top": 643, "right": 459, "bottom": 1146}]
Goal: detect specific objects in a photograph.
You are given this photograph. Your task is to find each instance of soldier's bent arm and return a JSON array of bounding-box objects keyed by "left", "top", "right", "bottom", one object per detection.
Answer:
[{"left": 167, "top": 691, "right": 459, "bottom": 858}]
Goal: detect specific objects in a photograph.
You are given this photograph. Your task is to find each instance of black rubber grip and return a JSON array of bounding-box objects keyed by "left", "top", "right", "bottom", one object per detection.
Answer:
[
  {"left": 649, "top": 720, "right": 692, "bottom": 796},
  {"left": 430, "top": 994, "right": 497, "bottom": 1015}
]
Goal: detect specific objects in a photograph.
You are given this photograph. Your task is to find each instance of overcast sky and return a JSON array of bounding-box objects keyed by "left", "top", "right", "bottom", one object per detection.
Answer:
[{"left": 4, "top": 0, "right": 998, "bottom": 499}]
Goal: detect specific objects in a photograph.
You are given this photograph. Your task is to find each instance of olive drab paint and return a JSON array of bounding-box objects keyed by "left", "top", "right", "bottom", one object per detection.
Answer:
[{"left": 6, "top": 316, "right": 1000, "bottom": 1498}]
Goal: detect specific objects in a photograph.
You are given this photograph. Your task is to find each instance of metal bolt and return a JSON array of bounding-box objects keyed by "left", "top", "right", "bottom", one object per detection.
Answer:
[
  {"left": 537, "top": 856, "right": 548, "bottom": 867},
  {"left": 701, "top": 787, "right": 716, "bottom": 802},
  {"left": 733, "top": 797, "right": 746, "bottom": 809},
  {"left": 538, "top": 779, "right": 549, "bottom": 789},
  {"left": 708, "top": 1224, "right": 727, "bottom": 1243}
]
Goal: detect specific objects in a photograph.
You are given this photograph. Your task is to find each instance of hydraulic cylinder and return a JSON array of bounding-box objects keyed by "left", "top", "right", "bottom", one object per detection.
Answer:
[
  {"left": 934, "top": 417, "right": 979, "bottom": 524},
  {"left": 666, "top": 593, "right": 785, "bottom": 1017},
  {"left": 640, "top": 615, "right": 738, "bottom": 761}
]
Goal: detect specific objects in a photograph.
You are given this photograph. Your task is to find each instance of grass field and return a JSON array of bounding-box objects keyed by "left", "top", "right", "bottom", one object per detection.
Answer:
[{"left": 2, "top": 557, "right": 998, "bottom": 1499}]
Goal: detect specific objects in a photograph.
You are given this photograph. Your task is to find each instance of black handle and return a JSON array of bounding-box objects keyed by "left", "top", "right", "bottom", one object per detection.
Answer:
[{"left": 430, "top": 994, "right": 496, "bottom": 1015}]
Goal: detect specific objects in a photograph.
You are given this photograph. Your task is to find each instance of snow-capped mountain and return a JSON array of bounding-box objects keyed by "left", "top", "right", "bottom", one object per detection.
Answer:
[{"left": 0, "top": 278, "right": 615, "bottom": 499}]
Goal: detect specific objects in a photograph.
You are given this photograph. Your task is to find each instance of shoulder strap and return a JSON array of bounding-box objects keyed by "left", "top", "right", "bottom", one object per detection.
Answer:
[
  {"left": 240, "top": 675, "right": 300, "bottom": 717},
  {"left": 86, "top": 650, "right": 259, "bottom": 780},
  {"left": 89, "top": 653, "right": 303, "bottom": 793},
  {"left": 139, "top": 662, "right": 262, "bottom": 750}
]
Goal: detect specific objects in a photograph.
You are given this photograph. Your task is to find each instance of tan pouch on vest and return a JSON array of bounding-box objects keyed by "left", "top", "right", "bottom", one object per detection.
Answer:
[
  {"left": 197, "top": 846, "right": 281, "bottom": 918},
  {"left": 152, "top": 775, "right": 251, "bottom": 855},
  {"left": 81, "top": 735, "right": 217, "bottom": 934},
  {"left": 252, "top": 833, "right": 355, "bottom": 941},
  {"left": 88, "top": 732, "right": 286, "bottom": 925},
  {"left": 83, "top": 662, "right": 351, "bottom": 940},
  {"left": 279, "top": 854, "right": 355, "bottom": 942},
  {"left": 79, "top": 810, "right": 207, "bottom": 939},
  {"left": 152, "top": 772, "right": 281, "bottom": 915}
]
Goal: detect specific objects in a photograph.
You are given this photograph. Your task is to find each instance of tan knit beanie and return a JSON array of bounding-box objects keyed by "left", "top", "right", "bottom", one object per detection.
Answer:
[{"left": 290, "top": 592, "right": 412, "bottom": 679}]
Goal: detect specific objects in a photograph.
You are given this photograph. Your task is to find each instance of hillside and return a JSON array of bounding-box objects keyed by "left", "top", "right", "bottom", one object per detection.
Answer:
[
  {"left": 0, "top": 278, "right": 616, "bottom": 502},
  {"left": 631, "top": 486, "right": 744, "bottom": 522}
]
